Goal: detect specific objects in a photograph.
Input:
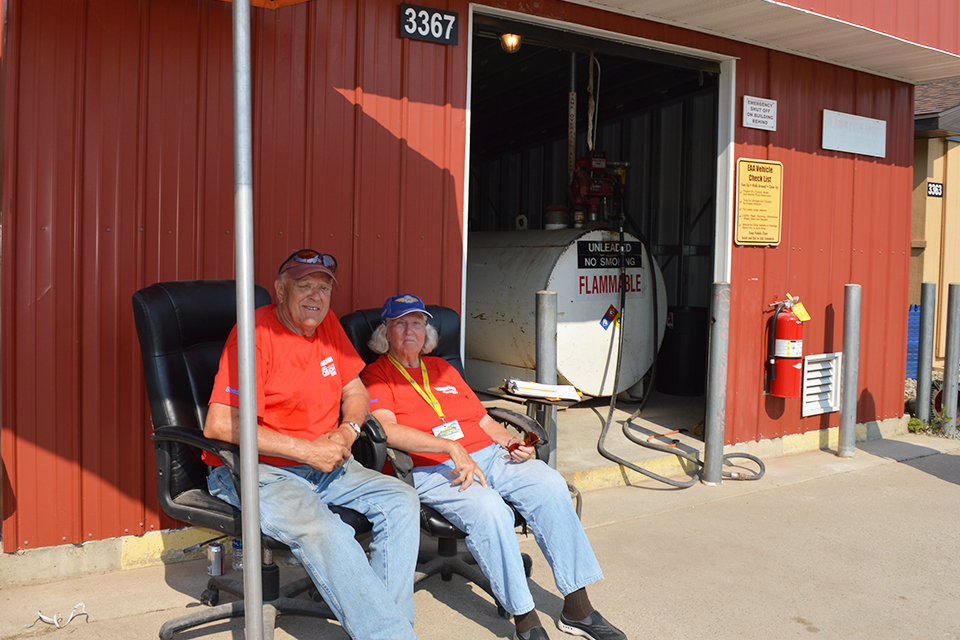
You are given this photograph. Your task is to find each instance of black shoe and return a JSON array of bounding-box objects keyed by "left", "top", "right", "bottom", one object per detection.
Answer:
[
  {"left": 514, "top": 625, "right": 552, "bottom": 640},
  {"left": 557, "top": 611, "right": 626, "bottom": 640}
]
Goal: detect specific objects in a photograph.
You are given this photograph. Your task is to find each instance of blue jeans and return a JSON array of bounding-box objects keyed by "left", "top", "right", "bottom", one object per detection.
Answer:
[
  {"left": 412, "top": 443, "right": 604, "bottom": 615},
  {"left": 208, "top": 456, "right": 420, "bottom": 640}
]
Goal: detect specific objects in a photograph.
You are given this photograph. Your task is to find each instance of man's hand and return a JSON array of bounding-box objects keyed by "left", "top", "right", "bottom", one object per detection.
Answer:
[
  {"left": 448, "top": 443, "right": 487, "bottom": 492},
  {"left": 305, "top": 436, "right": 352, "bottom": 473}
]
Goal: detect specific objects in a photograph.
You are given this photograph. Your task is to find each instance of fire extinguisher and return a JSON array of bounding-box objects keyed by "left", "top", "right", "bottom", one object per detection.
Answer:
[{"left": 767, "top": 296, "right": 803, "bottom": 398}]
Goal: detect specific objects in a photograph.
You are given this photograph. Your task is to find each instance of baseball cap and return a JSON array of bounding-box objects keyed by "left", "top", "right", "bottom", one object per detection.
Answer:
[
  {"left": 278, "top": 249, "right": 338, "bottom": 283},
  {"left": 381, "top": 294, "right": 434, "bottom": 323}
]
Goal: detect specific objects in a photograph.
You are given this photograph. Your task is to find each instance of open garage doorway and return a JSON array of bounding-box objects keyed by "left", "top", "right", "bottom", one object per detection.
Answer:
[{"left": 463, "top": 10, "right": 731, "bottom": 444}]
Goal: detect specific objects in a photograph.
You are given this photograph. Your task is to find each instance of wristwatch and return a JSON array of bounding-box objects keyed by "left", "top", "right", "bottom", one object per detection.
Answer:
[{"left": 344, "top": 421, "right": 362, "bottom": 439}]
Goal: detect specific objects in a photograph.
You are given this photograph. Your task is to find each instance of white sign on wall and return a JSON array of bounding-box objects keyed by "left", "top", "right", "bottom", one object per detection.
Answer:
[
  {"left": 743, "top": 96, "right": 777, "bottom": 131},
  {"left": 822, "top": 109, "right": 886, "bottom": 158}
]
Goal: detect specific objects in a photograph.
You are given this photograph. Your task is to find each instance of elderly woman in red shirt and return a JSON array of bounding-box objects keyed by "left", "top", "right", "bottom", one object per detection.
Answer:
[{"left": 362, "top": 294, "right": 625, "bottom": 640}]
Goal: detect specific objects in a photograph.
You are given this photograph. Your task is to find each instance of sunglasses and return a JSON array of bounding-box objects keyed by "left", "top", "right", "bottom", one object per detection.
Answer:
[
  {"left": 279, "top": 249, "right": 337, "bottom": 275},
  {"left": 507, "top": 431, "right": 540, "bottom": 452}
]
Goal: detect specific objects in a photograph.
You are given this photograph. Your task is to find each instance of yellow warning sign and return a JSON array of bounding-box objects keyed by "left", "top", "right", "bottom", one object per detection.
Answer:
[{"left": 735, "top": 158, "right": 783, "bottom": 246}]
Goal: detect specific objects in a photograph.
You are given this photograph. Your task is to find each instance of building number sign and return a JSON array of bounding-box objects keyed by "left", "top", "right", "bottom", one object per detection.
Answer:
[
  {"left": 400, "top": 4, "right": 459, "bottom": 45},
  {"left": 928, "top": 182, "right": 943, "bottom": 198}
]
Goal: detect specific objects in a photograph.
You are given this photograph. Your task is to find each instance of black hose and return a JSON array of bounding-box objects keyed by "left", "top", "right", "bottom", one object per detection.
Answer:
[
  {"left": 768, "top": 303, "right": 783, "bottom": 384},
  {"left": 596, "top": 217, "right": 700, "bottom": 487},
  {"left": 595, "top": 209, "right": 764, "bottom": 487}
]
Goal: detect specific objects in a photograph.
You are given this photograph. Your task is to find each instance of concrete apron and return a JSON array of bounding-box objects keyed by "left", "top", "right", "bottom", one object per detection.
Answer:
[{"left": 0, "top": 393, "right": 909, "bottom": 589}]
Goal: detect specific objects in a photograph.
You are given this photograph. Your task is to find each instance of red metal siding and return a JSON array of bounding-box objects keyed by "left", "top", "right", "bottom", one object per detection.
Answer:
[
  {"left": 1, "top": 0, "right": 914, "bottom": 551},
  {"left": 2, "top": 0, "right": 468, "bottom": 551},
  {"left": 778, "top": 0, "right": 960, "bottom": 56},
  {"left": 726, "top": 51, "right": 913, "bottom": 442}
]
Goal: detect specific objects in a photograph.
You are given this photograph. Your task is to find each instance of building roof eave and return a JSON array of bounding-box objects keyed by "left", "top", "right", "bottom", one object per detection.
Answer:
[{"left": 566, "top": 0, "right": 960, "bottom": 84}]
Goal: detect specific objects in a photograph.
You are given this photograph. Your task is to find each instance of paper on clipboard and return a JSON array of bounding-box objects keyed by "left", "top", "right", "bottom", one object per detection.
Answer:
[{"left": 505, "top": 379, "right": 581, "bottom": 402}]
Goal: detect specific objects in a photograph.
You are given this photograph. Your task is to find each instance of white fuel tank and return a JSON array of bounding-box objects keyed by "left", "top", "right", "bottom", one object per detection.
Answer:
[{"left": 465, "top": 229, "right": 667, "bottom": 397}]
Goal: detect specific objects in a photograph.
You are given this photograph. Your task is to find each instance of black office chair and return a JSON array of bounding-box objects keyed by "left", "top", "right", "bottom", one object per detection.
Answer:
[
  {"left": 132, "top": 280, "right": 386, "bottom": 640},
  {"left": 339, "top": 305, "right": 547, "bottom": 618}
]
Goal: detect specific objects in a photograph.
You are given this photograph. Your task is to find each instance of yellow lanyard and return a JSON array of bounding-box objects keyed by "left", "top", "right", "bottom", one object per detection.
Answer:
[{"left": 387, "top": 354, "right": 445, "bottom": 422}]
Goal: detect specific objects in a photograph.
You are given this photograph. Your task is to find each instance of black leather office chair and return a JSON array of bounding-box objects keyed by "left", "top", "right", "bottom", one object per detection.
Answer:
[
  {"left": 132, "top": 280, "right": 386, "bottom": 640},
  {"left": 339, "top": 305, "right": 547, "bottom": 618}
]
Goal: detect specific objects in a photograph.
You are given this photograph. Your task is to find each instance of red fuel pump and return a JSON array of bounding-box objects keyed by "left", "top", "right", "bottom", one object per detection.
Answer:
[{"left": 767, "top": 297, "right": 803, "bottom": 398}]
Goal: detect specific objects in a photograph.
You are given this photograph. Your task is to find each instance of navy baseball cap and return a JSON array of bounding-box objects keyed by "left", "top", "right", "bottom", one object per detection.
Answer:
[{"left": 381, "top": 294, "right": 434, "bottom": 323}]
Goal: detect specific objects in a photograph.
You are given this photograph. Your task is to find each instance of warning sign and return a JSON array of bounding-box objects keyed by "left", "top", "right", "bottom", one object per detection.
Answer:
[{"left": 735, "top": 158, "right": 783, "bottom": 246}]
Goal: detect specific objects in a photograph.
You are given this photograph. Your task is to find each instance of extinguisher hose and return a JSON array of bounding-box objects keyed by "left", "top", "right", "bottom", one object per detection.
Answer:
[
  {"left": 768, "top": 303, "right": 783, "bottom": 382},
  {"left": 596, "top": 217, "right": 765, "bottom": 487}
]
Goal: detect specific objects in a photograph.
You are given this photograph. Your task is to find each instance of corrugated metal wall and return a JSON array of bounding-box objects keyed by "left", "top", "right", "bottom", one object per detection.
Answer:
[
  {"left": 1, "top": 0, "right": 467, "bottom": 552},
  {"left": 727, "top": 48, "right": 913, "bottom": 441},
  {"left": 1, "top": 0, "right": 918, "bottom": 550},
  {"left": 779, "top": 0, "right": 960, "bottom": 55}
]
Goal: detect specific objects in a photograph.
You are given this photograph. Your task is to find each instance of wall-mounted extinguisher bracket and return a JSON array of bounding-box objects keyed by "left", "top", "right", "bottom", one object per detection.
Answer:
[{"left": 767, "top": 296, "right": 804, "bottom": 398}]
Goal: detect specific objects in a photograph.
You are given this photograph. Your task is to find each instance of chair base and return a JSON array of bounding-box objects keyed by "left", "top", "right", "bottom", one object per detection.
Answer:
[
  {"left": 412, "top": 538, "right": 532, "bottom": 620},
  {"left": 158, "top": 570, "right": 336, "bottom": 639}
]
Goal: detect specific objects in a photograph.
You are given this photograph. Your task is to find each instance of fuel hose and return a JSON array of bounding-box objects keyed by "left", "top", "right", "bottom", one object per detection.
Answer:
[{"left": 596, "top": 214, "right": 764, "bottom": 487}]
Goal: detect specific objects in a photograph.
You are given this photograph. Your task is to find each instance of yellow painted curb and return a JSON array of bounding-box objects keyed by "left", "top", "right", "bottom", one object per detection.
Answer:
[{"left": 120, "top": 527, "right": 225, "bottom": 570}]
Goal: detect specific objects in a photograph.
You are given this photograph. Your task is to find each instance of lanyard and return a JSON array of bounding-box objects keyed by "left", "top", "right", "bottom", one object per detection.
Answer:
[{"left": 387, "top": 354, "right": 445, "bottom": 422}]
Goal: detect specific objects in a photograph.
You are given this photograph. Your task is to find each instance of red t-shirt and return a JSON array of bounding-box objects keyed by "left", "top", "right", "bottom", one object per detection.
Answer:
[
  {"left": 205, "top": 305, "right": 365, "bottom": 467},
  {"left": 362, "top": 355, "right": 493, "bottom": 468}
]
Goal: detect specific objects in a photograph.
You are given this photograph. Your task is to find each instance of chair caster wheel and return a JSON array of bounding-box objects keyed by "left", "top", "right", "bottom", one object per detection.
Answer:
[
  {"left": 522, "top": 554, "right": 532, "bottom": 578},
  {"left": 497, "top": 603, "right": 510, "bottom": 619},
  {"left": 200, "top": 588, "right": 219, "bottom": 607}
]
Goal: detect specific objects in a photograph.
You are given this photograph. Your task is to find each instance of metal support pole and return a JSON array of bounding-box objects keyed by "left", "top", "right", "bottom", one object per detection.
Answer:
[
  {"left": 917, "top": 282, "right": 936, "bottom": 424},
  {"left": 943, "top": 283, "right": 960, "bottom": 437},
  {"left": 535, "top": 291, "right": 559, "bottom": 468},
  {"left": 232, "top": 1, "right": 263, "bottom": 638},
  {"left": 701, "top": 282, "right": 730, "bottom": 485},
  {"left": 567, "top": 52, "right": 577, "bottom": 185},
  {"left": 838, "top": 284, "right": 861, "bottom": 458}
]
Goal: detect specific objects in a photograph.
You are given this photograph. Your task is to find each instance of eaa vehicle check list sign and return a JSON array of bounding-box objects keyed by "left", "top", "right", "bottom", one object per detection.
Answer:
[{"left": 735, "top": 158, "right": 783, "bottom": 246}]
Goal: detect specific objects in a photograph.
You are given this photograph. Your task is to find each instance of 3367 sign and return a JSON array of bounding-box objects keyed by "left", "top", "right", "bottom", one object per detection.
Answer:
[{"left": 400, "top": 4, "right": 458, "bottom": 45}]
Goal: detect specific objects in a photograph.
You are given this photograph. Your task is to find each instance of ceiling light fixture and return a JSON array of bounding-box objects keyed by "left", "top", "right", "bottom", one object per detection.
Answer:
[{"left": 500, "top": 33, "right": 522, "bottom": 53}]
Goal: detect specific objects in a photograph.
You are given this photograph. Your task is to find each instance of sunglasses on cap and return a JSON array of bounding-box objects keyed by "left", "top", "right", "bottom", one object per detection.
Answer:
[{"left": 278, "top": 249, "right": 338, "bottom": 275}]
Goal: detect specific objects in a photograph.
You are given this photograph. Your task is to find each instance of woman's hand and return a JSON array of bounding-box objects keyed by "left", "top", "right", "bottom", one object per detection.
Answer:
[
  {"left": 448, "top": 443, "right": 487, "bottom": 491},
  {"left": 504, "top": 437, "right": 535, "bottom": 463}
]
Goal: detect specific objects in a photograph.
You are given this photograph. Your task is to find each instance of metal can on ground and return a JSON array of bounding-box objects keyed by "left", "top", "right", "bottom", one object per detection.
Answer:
[{"left": 207, "top": 540, "right": 224, "bottom": 576}]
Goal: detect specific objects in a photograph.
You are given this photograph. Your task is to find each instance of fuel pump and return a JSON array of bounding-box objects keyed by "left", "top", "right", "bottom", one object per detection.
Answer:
[
  {"left": 569, "top": 150, "right": 629, "bottom": 225},
  {"left": 767, "top": 296, "right": 804, "bottom": 398}
]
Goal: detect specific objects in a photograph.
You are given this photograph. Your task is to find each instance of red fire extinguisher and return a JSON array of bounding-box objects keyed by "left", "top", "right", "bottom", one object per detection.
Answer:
[{"left": 767, "top": 296, "right": 803, "bottom": 398}]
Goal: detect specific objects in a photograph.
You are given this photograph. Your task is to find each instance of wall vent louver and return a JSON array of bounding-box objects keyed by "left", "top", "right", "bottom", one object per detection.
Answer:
[{"left": 802, "top": 353, "right": 842, "bottom": 417}]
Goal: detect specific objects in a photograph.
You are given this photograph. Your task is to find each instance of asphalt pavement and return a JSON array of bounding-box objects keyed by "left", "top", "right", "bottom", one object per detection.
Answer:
[{"left": 3, "top": 433, "right": 959, "bottom": 640}]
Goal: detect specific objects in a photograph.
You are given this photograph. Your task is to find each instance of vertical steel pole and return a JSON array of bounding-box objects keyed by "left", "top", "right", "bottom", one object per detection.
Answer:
[
  {"left": 701, "top": 283, "right": 730, "bottom": 485},
  {"left": 233, "top": 1, "right": 263, "bottom": 637},
  {"left": 536, "top": 291, "right": 559, "bottom": 468},
  {"left": 943, "top": 283, "right": 960, "bottom": 437},
  {"left": 838, "top": 284, "right": 861, "bottom": 458},
  {"left": 917, "top": 282, "right": 936, "bottom": 424},
  {"left": 567, "top": 52, "right": 576, "bottom": 186}
]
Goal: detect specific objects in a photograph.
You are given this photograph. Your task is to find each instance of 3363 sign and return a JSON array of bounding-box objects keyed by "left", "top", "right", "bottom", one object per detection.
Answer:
[{"left": 400, "top": 4, "right": 458, "bottom": 45}]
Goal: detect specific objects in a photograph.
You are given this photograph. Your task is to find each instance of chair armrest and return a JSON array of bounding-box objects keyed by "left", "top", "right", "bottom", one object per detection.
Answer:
[
  {"left": 151, "top": 426, "right": 242, "bottom": 475},
  {"left": 485, "top": 407, "right": 550, "bottom": 463},
  {"left": 361, "top": 413, "right": 387, "bottom": 443},
  {"left": 353, "top": 413, "right": 388, "bottom": 472}
]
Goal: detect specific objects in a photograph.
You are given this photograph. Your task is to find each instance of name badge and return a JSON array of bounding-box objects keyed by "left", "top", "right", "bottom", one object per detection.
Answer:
[{"left": 432, "top": 420, "right": 464, "bottom": 440}]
